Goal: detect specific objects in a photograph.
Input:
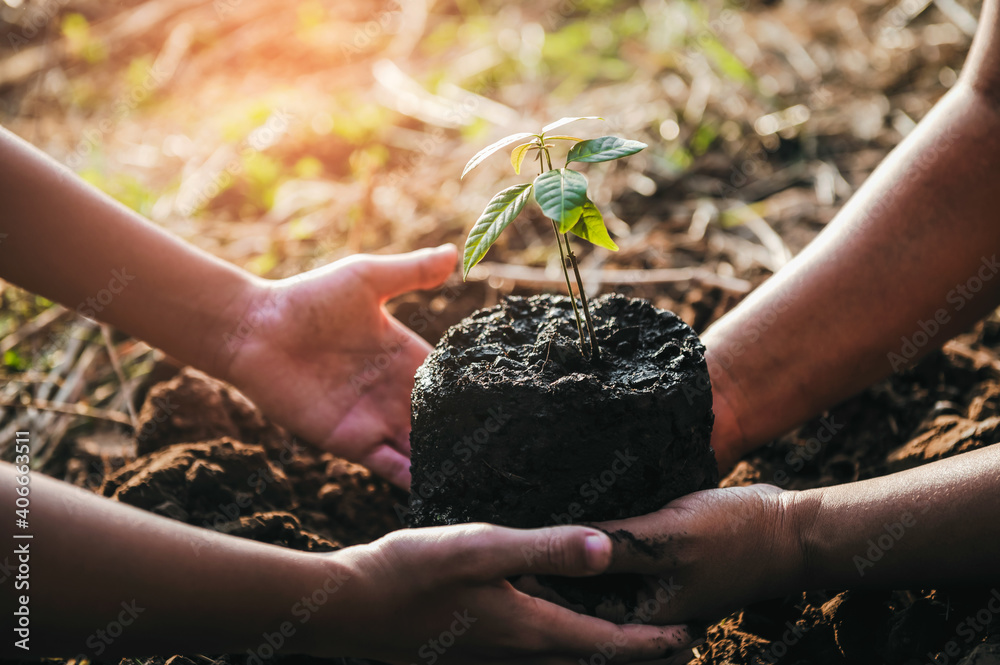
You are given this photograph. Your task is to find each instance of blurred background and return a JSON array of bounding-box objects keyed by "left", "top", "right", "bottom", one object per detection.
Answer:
[{"left": 0, "top": 0, "right": 983, "bottom": 458}]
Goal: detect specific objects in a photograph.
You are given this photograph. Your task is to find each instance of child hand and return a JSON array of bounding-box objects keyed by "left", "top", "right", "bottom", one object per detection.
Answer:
[{"left": 222, "top": 244, "right": 458, "bottom": 488}]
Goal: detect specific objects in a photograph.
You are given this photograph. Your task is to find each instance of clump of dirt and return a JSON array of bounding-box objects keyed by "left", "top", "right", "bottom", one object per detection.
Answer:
[
  {"left": 407, "top": 292, "right": 716, "bottom": 616},
  {"left": 100, "top": 368, "right": 406, "bottom": 550},
  {"left": 132, "top": 365, "right": 289, "bottom": 455},
  {"left": 408, "top": 293, "right": 717, "bottom": 529}
]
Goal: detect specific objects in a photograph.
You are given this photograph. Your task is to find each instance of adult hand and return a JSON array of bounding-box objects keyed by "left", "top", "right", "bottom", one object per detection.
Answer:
[
  {"left": 308, "top": 524, "right": 694, "bottom": 663},
  {"left": 223, "top": 244, "right": 457, "bottom": 488},
  {"left": 596, "top": 485, "right": 805, "bottom": 623}
]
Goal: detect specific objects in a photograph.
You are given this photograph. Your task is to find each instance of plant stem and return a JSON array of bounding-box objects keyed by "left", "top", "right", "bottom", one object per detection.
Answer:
[
  {"left": 540, "top": 145, "right": 599, "bottom": 360},
  {"left": 539, "top": 147, "right": 588, "bottom": 355},
  {"left": 563, "top": 235, "right": 601, "bottom": 361},
  {"left": 550, "top": 218, "right": 588, "bottom": 355}
]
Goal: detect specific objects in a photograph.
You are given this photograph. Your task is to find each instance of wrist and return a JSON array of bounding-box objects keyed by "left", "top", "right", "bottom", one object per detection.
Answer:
[
  {"left": 777, "top": 486, "right": 826, "bottom": 593},
  {"left": 704, "top": 345, "right": 752, "bottom": 471},
  {"left": 196, "top": 274, "right": 276, "bottom": 384},
  {"left": 275, "top": 548, "right": 363, "bottom": 658}
]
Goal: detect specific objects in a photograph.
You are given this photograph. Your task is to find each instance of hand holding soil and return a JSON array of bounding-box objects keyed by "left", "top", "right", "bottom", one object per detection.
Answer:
[
  {"left": 320, "top": 524, "right": 693, "bottom": 663},
  {"left": 1, "top": 463, "right": 693, "bottom": 662},
  {"left": 222, "top": 245, "right": 458, "bottom": 490},
  {"left": 596, "top": 485, "right": 804, "bottom": 624}
]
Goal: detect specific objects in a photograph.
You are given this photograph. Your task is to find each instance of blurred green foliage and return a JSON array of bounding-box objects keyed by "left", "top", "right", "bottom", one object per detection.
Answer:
[
  {"left": 61, "top": 13, "right": 106, "bottom": 64},
  {"left": 54, "top": 0, "right": 759, "bottom": 242}
]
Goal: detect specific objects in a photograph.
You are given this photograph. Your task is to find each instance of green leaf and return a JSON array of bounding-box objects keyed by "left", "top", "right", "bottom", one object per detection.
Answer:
[
  {"left": 568, "top": 200, "right": 618, "bottom": 251},
  {"left": 462, "top": 132, "right": 534, "bottom": 179},
  {"left": 510, "top": 142, "right": 534, "bottom": 175},
  {"left": 463, "top": 184, "right": 533, "bottom": 278},
  {"left": 543, "top": 135, "right": 584, "bottom": 142},
  {"left": 533, "top": 169, "right": 589, "bottom": 232},
  {"left": 541, "top": 116, "right": 603, "bottom": 134},
  {"left": 567, "top": 136, "right": 647, "bottom": 164},
  {"left": 3, "top": 349, "right": 26, "bottom": 371}
]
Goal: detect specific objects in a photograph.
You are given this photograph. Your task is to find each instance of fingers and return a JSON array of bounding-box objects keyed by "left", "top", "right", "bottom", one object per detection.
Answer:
[
  {"left": 358, "top": 445, "right": 411, "bottom": 490},
  {"left": 511, "top": 575, "right": 585, "bottom": 613},
  {"left": 451, "top": 524, "right": 613, "bottom": 580},
  {"left": 594, "top": 513, "right": 673, "bottom": 573},
  {"left": 594, "top": 512, "right": 681, "bottom": 575},
  {"left": 526, "top": 597, "right": 695, "bottom": 662},
  {"left": 363, "top": 244, "right": 457, "bottom": 301}
]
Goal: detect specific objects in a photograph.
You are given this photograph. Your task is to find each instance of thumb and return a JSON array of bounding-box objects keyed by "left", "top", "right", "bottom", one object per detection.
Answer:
[
  {"left": 358, "top": 445, "right": 411, "bottom": 490},
  {"left": 459, "top": 524, "right": 613, "bottom": 581},
  {"left": 364, "top": 244, "right": 457, "bottom": 301}
]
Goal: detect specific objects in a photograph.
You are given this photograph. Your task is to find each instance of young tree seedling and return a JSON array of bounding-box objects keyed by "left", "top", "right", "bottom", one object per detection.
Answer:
[{"left": 461, "top": 116, "right": 647, "bottom": 361}]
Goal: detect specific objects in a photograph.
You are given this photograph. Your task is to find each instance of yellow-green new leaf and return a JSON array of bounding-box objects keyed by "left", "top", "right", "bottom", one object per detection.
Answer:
[
  {"left": 463, "top": 184, "right": 533, "bottom": 278},
  {"left": 533, "top": 169, "right": 589, "bottom": 233},
  {"left": 462, "top": 132, "right": 534, "bottom": 179},
  {"left": 567, "top": 136, "right": 647, "bottom": 164},
  {"left": 510, "top": 142, "right": 534, "bottom": 175},
  {"left": 569, "top": 200, "right": 618, "bottom": 251},
  {"left": 541, "top": 116, "right": 603, "bottom": 134},
  {"left": 543, "top": 135, "right": 584, "bottom": 142}
]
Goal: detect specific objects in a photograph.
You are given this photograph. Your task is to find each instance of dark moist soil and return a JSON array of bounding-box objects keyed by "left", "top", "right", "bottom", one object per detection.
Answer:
[
  {"left": 406, "top": 292, "right": 718, "bottom": 617},
  {"left": 94, "top": 367, "right": 406, "bottom": 552},
  {"left": 407, "top": 292, "right": 718, "bottom": 530},
  {"left": 26, "top": 314, "right": 1000, "bottom": 665}
]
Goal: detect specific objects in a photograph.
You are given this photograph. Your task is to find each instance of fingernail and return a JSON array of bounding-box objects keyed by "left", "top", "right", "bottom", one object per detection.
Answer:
[{"left": 584, "top": 532, "right": 611, "bottom": 573}]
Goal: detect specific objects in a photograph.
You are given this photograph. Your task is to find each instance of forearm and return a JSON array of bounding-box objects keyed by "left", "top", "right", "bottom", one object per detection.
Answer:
[
  {"left": 0, "top": 462, "right": 350, "bottom": 657},
  {"left": 0, "top": 126, "right": 262, "bottom": 378},
  {"left": 789, "top": 444, "right": 1000, "bottom": 589},
  {"left": 705, "top": 79, "right": 1000, "bottom": 460}
]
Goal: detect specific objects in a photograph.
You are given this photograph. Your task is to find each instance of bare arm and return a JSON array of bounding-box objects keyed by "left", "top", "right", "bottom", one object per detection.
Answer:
[
  {"left": 0, "top": 461, "right": 685, "bottom": 660},
  {"left": 705, "top": 0, "right": 1000, "bottom": 469},
  {"left": 0, "top": 126, "right": 257, "bottom": 378},
  {"left": 601, "top": 445, "right": 1000, "bottom": 621},
  {"left": 612, "top": 10, "right": 1000, "bottom": 614},
  {"left": 0, "top": 461, "right": 349, "bottom": 657},
  {"left": 0, "top": 125, "right": 459, "bottom": 487},
  {"left": 795, "top": 443, "right": 1000, "bottom": 589}
]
